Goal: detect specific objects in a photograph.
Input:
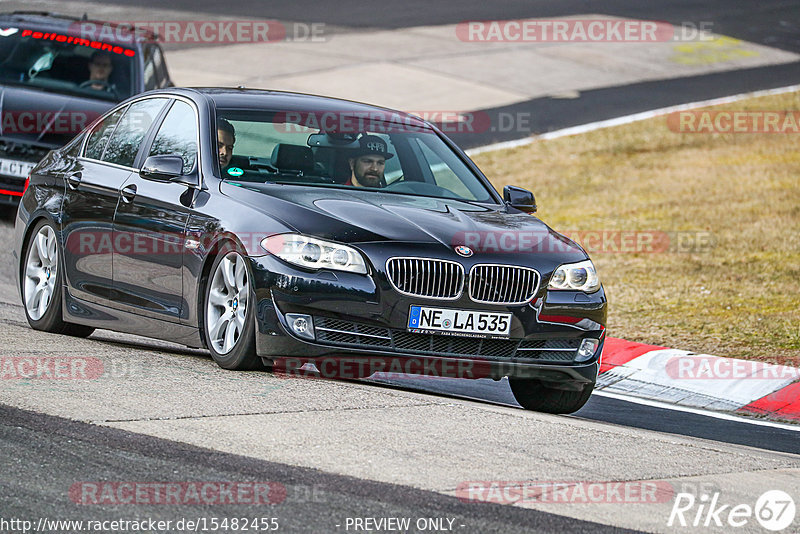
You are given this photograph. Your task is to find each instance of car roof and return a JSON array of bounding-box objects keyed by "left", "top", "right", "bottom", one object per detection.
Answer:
[
  {"left": 178, "top": 87, "right": 433, "bottom": 131},
  {"left": 0, "top": 11, "right": 157, "bottom": 44}
]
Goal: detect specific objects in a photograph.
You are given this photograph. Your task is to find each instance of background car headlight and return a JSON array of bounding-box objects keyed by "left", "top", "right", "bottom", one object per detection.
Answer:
[
  {"left": 548, "top": 260, "right": 600, "bottom": 292},
  {"left": 262, "top": 234, "right": 368, "bottom": 274}
]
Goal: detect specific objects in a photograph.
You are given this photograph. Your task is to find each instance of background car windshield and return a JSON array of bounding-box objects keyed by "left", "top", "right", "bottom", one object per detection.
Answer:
[
  {"left": 216, "top": 110, "right": 495, "bottom": 202},
  {"left": 0, "top": 28, "right": 136, "bottom": 101}
]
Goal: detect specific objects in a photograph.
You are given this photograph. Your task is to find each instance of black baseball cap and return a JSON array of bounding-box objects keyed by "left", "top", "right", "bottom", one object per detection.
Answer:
[{"left": 350, "top": 134, "right": 394, "bottom": 160}]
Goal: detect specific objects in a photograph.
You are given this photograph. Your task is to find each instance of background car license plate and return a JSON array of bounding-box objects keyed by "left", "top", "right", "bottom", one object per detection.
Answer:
[
  {"left": 0, "top": 158, "right": 35, "bottom": 179},
  {"left": 408, "top": 305, "right": 512, "bottom": 338}
]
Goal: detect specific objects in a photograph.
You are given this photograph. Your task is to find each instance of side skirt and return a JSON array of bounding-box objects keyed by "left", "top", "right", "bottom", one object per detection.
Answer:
[{"left": 63, "top": 289, "right": 205, "bottom": 348}]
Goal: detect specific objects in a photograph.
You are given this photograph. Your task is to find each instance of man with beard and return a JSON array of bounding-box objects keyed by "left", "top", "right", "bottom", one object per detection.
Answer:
[
  {"left": 217, "top": 117, "right": 236, "bottom": 173},
  {"left": 345, "top": 134, "right": 393, "bottom": 187}
]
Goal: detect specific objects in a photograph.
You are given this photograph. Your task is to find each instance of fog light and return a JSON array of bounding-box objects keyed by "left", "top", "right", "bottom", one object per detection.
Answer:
[
  {"left": 286, "top": 314, "right": 315, "bottom": 341},
  {"left": 576, "top": 338, "right": 599, "bottom": 362}
]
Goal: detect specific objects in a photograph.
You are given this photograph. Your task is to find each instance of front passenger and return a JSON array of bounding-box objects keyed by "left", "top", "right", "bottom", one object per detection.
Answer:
[{"left": 217, "top": 118, "right": 235, "bottom": 173}]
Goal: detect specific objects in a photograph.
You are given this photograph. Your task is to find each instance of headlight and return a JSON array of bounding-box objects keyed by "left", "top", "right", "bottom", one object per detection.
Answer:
[
  {"left": 261, "top": 234, "right": 368, "bottom": 274},
  {"left": 548, "top": 260, "right": 600, "bottom": 292}
]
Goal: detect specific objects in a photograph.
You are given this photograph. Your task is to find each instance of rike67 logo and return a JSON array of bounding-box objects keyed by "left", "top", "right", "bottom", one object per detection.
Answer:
[{"left": 668, "top": 490, "right": 796, "bottom": 531}]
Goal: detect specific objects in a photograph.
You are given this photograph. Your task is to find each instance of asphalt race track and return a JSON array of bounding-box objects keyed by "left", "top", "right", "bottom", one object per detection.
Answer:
[
  {"left": 1, "top": 1, "right": 800, "bottom": 533},
  {"left": 1, "top": 405, "right": 632, "bottom": 534},
  {"left": 78, "top": 0, "right": 800, "bottom": 52},
  {"left": 364, "top": 376, "right": 800, "bottom": 455},
  {"left": 2, "top": 202, "right": 800, "bottom": 532}
]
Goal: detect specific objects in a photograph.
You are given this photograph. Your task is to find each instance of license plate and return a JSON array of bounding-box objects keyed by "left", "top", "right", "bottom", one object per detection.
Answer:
[
  {"left": 0, "top": 158, "right": 35, "bottom": 179},
  {"left": 408, "top": 305, "right": 512, "bottom": 338}
]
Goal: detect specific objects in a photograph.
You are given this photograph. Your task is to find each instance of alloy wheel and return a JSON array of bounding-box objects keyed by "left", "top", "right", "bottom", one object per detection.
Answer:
[
  {"left": 206, "top": 252, "right": 249, "bottom": 354},
  {"left": 24, "top": 225, "right": 59, "bottom": 321}
]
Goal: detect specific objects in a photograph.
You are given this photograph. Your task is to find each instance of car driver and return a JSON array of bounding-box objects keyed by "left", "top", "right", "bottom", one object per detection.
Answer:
[
  {"left": 345, "top": 134, "right": 393, "bottom": 187},
  {"left": 84, "top": 51, "right": 116, "bottom": 93}
]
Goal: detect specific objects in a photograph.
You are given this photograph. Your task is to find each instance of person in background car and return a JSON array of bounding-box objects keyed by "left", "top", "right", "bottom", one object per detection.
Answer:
[
  {"left": 217, "top": 117, "right": 236, "bottom": 172},
  {"left": 345, "top": 134, "right": 393, "bottom": 187},
  {"left": 83, "top": 51, "right": 116, "bottom": 93}
]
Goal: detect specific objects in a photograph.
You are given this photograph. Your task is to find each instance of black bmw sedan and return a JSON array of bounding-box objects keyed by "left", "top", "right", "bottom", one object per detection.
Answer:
[{"left": 14, "top": 87, "right": 606, "bottom": 413}]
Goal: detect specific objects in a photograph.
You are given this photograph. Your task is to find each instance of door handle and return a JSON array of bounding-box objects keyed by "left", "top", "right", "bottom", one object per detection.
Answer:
[
  {"left": 120, "top": 184, "right": 137, "bottom": 203},
  {"left": 66, "top": 172, "right": 82, "bottom": 190}
]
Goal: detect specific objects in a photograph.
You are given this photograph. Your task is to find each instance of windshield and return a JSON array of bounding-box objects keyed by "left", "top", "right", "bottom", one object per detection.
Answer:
[
  {"left": 0, "top": 27, "right": 137, "bottom": 101},
  {"left": 215, "top": 109, "right": 497, "bottom": 203}
]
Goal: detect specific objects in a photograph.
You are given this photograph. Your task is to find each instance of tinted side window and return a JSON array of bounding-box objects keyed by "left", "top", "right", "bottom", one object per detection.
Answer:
[
  {"left": 84, "top": 108, "right": 125, "bottom": 159},
  {"left": 414, "top": 139, "right": 478, "bottom": 200},
  {"left": 148, "top": 100, "right": 198, "bottom": 174},
  {"left": 102, "top": 98, "right": 168, "bottom": 167}
]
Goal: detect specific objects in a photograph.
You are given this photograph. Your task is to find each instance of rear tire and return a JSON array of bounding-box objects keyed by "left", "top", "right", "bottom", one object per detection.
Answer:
[
  {"left": 21, "top": 220, "right": 94, "bottom": 337},
  {"left": 509, "top": 377, "right": 593, "bottom": 414},
  {"left": 202, "top": 247, "right": 264, "bottom": 370}
]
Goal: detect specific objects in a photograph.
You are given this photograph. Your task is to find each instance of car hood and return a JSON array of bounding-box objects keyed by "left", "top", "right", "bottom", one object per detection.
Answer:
[
  {"left": 220, "top": 182, "right": 585, "bottom": 257},
  {"left": 0, "top": 85, "right": 111, "bottom": 148}
]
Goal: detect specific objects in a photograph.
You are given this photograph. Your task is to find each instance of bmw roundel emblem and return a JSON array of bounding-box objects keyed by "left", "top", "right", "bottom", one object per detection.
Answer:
[{"left": 455, "top": 246, "right": 473, "bottom": 257}]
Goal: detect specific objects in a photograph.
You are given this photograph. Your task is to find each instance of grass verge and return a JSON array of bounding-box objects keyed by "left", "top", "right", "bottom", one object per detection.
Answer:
[{"left": 473, "top": 91, "right": 800, "bottom": 365}]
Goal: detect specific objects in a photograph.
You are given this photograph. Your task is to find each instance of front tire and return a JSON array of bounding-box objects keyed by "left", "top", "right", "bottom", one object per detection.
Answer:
[
  {"left": 202, "top": 247, "right": 262, "bottom": 370},
  {"left": 509, "top": 377, "right": 594, "bottom": 414},
  {"left": 21, "top": 220, "right": 94, "bottom": 337}
]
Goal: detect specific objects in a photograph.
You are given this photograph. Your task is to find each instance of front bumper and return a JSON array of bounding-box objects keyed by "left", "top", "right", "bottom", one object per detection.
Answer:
[{"left": 249, "top": 252, "right": 606, "bottom": 386}]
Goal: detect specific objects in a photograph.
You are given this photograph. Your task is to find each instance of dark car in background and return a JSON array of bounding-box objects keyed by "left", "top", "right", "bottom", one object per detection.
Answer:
[
  {"left": 0, "top": 11, "right": 172, "bottom": 204},
  {"left": 14, "top": 87, "right": 607, "bottom": 413}
]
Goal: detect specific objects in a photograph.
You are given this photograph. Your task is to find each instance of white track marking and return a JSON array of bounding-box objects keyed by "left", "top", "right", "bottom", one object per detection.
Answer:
[
  {"left": 592, "top": 390, "right": 800, "bottom": 432},
  {"left": 466, "top": 83, "right": 800, "bottom": 156}
]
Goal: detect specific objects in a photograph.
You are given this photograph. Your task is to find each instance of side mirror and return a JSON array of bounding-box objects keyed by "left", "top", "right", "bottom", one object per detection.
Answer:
[
  {"left": 140, "top": 155, "right": 183, "bottom": 181},
  {"left": 503, "top": 185, "right": 537, "bottom": 213}
]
